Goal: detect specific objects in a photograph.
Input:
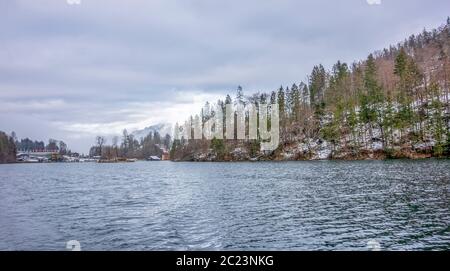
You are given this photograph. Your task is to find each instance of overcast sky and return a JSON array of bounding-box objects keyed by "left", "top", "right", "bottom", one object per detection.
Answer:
[{"left": 1, "top": 0, "right": 449, "bottom": 153}]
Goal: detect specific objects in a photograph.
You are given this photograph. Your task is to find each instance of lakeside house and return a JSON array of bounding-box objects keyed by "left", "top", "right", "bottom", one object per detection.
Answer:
[
  {"left": 16, "top": 149, "right": 57, "bottom": 163},
  {"left": 149, "top": 145, "right": 170, "bottom": 161},
  {"left": 16, "top": 149, "right": 84, "bottom": 163},
  {"left": 147, "top": 151, "right": 169, "bottom": 161}
]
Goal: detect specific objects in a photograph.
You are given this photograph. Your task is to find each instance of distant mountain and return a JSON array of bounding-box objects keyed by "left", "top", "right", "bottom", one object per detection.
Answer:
[{"left": 132, "top": 123, "right": 173, "bottom": 140}]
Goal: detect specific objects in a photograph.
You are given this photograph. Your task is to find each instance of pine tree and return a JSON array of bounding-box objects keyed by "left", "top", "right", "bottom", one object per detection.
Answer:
[
  {"left": 347, "top": 106, "right": 359, "bottom": 150},
  {"left": 235, "top": 86, "right": 245, "bottom": 106},
  {"left": 277, "top": 86, "right": 286, "bottom": 128},
  {"left": 290, "top": 83, "right": 301, "bottom": 121},
  {"left": 309, "top": 65, "right": 327, "bottom": 106},
  {"left": 285, "top": 86, "right": 292, "bottom": 117},
  {"left": 358, "top": 54, "right": 386, "bottom": 147},
  {"left": 300, "top": 83, "right": 309, "bottom": 106},
  {"left": 429, "top": 83, "right": 446, "bottom": 156},
  {"left": 383, "top": 98, "right": 395, "bottom": 149},
  {"left": 394, "top": 48, "right": 421, "bottom": 140},
  {"left": 259, "top": 93, "right": 267, "bottom": 105},
  {"left": 270, "top": 91, "right": 276, "bottom": 105},
  {"left": 394, "top": 48, "right": 408, "bottom": 79},
  {"left": 225, "top": 94, "right": 232, "bottom": 105}
]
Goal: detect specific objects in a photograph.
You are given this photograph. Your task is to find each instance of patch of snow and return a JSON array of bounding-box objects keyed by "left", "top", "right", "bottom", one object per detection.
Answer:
[
  {"left": 317, "top": 148, "right": 332, "bottom": 160},
  {"left": 414, "top": 141, "right": 435, "bottom": 150},
  {"left": 372, "top": 141, "right": 384, "bottom": 151},
  {"left": 372, "top": 128, "right": 382, "bottom": 138},
  {"left": 283, "top": 152, "right": 295, "bottom": 159},
  {"left": 298, "top": 143, "right": 309, "bottom": 152}
]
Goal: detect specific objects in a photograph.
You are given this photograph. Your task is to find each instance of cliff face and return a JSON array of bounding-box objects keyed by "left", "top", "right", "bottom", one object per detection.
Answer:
[
  {"left": 171, "top": 21, "right": 450, "bottom": 162},
  {"left": 0, "top": 131, "right": 17, "bottom": 164}
]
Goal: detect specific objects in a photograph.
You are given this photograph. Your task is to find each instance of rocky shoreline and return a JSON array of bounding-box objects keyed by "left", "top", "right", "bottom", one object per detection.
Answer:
[{"left": 172, "top": 140, "right": 446, "bottom": 162}]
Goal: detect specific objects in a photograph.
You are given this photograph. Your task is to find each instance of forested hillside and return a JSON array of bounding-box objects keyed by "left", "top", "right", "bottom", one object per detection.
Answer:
[{"left": 171, "top": 19, "right": 450, "bottom": 161}]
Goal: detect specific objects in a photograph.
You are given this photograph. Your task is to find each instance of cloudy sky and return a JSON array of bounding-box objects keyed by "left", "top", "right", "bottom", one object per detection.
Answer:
[{"left": 1, "top": 0, "right": 449, "bottom": 153}]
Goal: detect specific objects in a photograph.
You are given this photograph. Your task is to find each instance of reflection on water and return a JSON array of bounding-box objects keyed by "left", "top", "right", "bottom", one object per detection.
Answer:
[{"left": 0, "top": 160, "right": 449, "bottom": 251}]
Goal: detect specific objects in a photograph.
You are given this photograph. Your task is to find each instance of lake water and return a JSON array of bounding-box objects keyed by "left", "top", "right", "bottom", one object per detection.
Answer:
[{"left": 0, "top": 160, "right": 449, "bottom": 251}]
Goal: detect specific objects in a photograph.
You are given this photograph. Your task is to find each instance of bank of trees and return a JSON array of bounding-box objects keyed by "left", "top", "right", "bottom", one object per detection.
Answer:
[
  {"left": 172, "top": 19, "right": 450, "bottom": 160},
  {"left": 14, "top": 136, "right": 72, "bottom": 155},
  {"left": 0, "top": 131, "right": 16, "bottom": 163},
  {"left": 90, "top": 129, "right": 172, "bottom": 160},
  {"left": 0, "top": 131, "right": 73, "bottom": 163}
]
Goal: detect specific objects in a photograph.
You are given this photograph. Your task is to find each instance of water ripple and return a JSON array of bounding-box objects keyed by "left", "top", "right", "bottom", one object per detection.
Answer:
[{"left": 0, "top": 160, "right": 449, "bottom": 250}]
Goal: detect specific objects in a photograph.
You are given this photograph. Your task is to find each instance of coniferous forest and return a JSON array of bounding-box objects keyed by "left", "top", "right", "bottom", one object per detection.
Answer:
[{"left": 171, "top": 19, "right": 450, "bottom": 161}]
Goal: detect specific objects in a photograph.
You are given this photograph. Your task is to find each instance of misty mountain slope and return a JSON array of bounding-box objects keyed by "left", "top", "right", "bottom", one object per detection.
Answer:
[{"left": 132, "top": 123, "right": 173, "bottom": 140}]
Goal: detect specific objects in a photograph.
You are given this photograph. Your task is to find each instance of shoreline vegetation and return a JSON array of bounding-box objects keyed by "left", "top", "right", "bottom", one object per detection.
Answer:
[
  {"left": 0, "top": 131, "right": 16, "bottom": 164},
  {"left": 170, "top": 19, "right": 450, "bottom": 162},
  {"left": 0, "top": 129, "right": 173, "bottom": 164}
]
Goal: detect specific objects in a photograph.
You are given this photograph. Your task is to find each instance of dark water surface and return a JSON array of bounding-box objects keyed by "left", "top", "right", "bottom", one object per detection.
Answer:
[{"left": 0, "top": 160, "right": 449, "bottom": 251}]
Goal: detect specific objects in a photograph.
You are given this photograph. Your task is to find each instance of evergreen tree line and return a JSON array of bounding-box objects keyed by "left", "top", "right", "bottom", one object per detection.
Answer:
[
  {"left": 14, "top": 135, "right": 71, "bottom": 155},
  {"left": 0, "top": 131, "right": 73, "bottom": 163},
  {"left": 171, "top": 19, "right": 450, "bottom": 161}
]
